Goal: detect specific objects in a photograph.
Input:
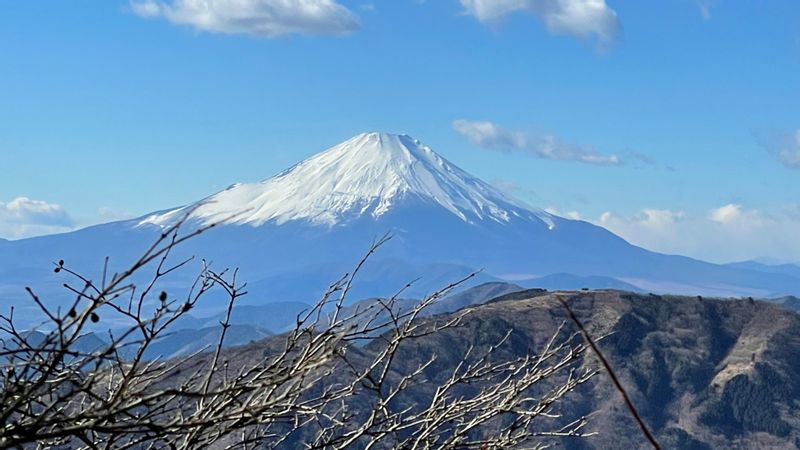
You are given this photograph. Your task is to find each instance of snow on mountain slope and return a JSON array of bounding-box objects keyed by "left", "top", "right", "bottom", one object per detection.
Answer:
[{"left": 141, "top": 132, "right": 554, "bottom": 228}]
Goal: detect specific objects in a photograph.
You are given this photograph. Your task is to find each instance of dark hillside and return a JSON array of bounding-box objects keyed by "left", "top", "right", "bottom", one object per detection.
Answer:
[{"left": 179, "top": 290, "right": 800, "bottom": 449}]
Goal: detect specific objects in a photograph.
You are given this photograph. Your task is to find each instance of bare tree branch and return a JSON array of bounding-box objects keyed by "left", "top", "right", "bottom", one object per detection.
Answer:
[{"left": 0, "top": 219, "right": 599, "bottom": 449}]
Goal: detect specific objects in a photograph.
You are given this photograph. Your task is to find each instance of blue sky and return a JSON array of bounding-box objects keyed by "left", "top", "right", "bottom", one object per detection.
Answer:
[{"left": 1, "top": 0, "right": 799, "bottom": 263}]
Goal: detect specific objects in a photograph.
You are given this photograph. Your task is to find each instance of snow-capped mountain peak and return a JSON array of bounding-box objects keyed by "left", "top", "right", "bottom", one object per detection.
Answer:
[{"left": 141, "top": 132, "right": 550, "bottom": 227}]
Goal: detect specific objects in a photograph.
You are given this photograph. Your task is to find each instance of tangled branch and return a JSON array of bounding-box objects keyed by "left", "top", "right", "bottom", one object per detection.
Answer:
[{"left": 0, "top": 221, "right": 597, "bottom": 449}]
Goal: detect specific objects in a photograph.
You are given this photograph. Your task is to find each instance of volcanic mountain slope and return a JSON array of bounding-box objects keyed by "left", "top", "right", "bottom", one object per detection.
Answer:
[
  {"left": 141, "top": 132, "right": 550, "bottom": 228},
  {"left": 214, "top": 290, "right": 800, "bottom": 449},
  {"left": 2, "top": 132, "right": 799, "bottom": 326}
]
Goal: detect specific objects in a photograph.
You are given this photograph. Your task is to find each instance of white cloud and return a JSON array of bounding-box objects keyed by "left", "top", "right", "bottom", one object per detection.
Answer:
[
  {"left": 709, "top": 203, "right": 741, "bottom": 224},
  {"left": 0, "top": 197, "right": 75, "bottom": 240},
  {"left": 453, "top": 120, "right": 526, "bottom": 149},
  {"left": 130, "top": 0, "right": 360, "bottom": 37},
  {"left": 590, "top": 204, "right": 800, "bottom": 263},
  {"left": 598, "top": 208, "right": 686, "bottom": 246},
  {"left": 545, "top": 207, "right": 582, "bottom": 220},
  {"left": 459, "top": 0, "right": 619, "bottom": 48},
  {"left": 709, "top": 203, "right": 768, "bottom": 229},
  {"left": 453, "top": 119, "right": 621, "bottom": 166}
]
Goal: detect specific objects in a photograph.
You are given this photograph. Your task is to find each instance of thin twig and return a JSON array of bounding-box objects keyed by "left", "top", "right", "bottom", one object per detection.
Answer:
[{"left": 556, "top": 294, "right": 661, "bottom": 450}]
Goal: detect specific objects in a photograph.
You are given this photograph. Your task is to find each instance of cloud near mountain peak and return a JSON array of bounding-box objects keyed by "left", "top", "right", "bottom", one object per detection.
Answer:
[
  {"left": 0, "top": 197, "right": 74, "bottom": 240},
  {"left": 453, "top": 119, "right": 622, "bottom": 166}
]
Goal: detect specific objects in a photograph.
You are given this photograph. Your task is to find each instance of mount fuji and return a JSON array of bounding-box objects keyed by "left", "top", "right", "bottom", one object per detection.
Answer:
[
  {"left": 2, "top": 132, "right": 799, "bottom": 324},
  {"left": 142, "top": 132, "right": 550, "bottom": 229}
]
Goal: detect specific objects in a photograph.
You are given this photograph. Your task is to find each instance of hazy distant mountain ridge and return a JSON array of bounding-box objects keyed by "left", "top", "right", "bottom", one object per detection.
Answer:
[{"left": 1, "top": 132, "right": 800, "bottom": 328}]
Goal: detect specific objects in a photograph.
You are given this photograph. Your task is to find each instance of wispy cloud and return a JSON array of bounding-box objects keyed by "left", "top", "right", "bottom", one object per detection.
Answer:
[
  {"left": 98, "top": 207, "right": 136, "bottom": 222},
  {"left": 458, "top": 0, "right": 620, "bottom": 49},
  {"left": 757, "top": 128, "right": 800, "bottom": 170},
  {"left": 0, "top": 197, "right": 74, "bottom": 240},
  {"left": 130, "top": 0, "right": 359, "bottom": 37},
  {"left": 777, "top": 130, "right": 800, "bottom": 169},
  {"left": 453, "top": 119, "right": 622, "bottom": 166},
  {"left": 695, "top": 0, "right": 714, "bottom": 20},
  {"left": 592, "top": 203, "right": 800, "bottom": 263}
]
